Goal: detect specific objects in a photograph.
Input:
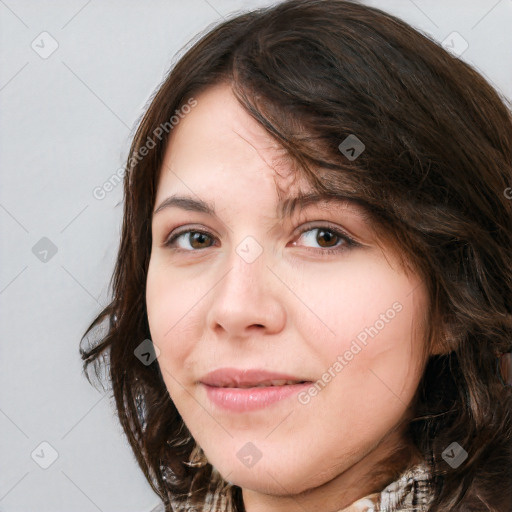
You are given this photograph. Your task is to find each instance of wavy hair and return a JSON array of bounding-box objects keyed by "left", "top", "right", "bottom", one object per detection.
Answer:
[{"left": 80, "top": 1, "right": 512, "bottom": 510}]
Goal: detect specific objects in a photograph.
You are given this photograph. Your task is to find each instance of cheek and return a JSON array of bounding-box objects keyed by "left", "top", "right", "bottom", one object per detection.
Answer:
[
  {"left": 146, "top": 264, "right": 204, "bottom": 413},
  {"left": 296, "top": 256, "right": 427, "bottom": 404},
  {"left": 146, "top": 263, "right": 198, "bottom": 366}
]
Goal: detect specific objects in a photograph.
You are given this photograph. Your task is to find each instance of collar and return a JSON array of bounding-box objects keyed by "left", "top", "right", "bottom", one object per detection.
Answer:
[
  {"left": 337, "top": 461, "right": 434, "bottom": 512},
  {"left": 162, "top": 460, "right": 434, "bottom": 512}
]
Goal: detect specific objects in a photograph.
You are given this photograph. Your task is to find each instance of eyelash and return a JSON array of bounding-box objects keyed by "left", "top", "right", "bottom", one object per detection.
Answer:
[{"left": 163, "top": 223, "right": 359, "bottom": 256}]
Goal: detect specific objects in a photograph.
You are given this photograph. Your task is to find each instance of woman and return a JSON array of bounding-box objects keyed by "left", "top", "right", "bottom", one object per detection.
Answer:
[{"left": 80, "top": 1, "right": 512, "bottom": 510}]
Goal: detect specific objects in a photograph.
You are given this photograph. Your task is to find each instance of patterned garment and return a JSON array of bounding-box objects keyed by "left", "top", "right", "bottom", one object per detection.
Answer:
[
  {"left": 338, "top": 462, "right": 434, "bottom": 511},
  {"left": 150, "top": 461, "right": 435, "bottom": 512}
]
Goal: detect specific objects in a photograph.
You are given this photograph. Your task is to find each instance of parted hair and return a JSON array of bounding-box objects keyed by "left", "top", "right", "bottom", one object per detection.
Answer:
[{"left": 80, "top": 1, "right": 512, "bottom": 510}]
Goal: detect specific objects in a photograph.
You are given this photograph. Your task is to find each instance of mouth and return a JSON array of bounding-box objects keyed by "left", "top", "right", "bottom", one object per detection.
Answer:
[
  {"left": 199, "top": 368, "right": 313, "bottom": 412},
  {"left": 199, "top": 367, "right": 311, "bottom": 388},
  {"left": 210, "top": 379, "right": 309, "bottom": 389}
]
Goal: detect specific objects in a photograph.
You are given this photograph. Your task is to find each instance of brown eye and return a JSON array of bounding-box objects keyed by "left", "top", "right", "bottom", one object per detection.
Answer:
[
  {"left": 297, "top": 226, "right": 349, "bottom": 251},
  {"left": 315, "top": 229, "right": 339, "bottom": 248},
  {"left": 164, "top": 230, "right": 215, "bottom": 250},
  {"left": 188, "top": 232, "right": 213, "bottom": 249},
  {"left": 292, "top": 224, "right": 359, "bottom": 257}
]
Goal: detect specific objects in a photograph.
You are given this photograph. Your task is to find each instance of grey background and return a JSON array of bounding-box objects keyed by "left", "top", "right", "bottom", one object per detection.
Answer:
[{"left": 1, "top": 1, "right": 511, "bottom": 511}]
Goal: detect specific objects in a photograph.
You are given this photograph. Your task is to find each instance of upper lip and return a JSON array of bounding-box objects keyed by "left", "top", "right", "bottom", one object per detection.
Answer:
[{"left": 200, "top": 368, "right": 311, "bottom": 388}]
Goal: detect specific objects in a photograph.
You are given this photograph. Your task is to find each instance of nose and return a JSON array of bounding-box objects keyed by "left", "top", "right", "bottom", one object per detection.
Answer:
[{"left": 206, "top": 245, "right": 287, "bottom": 339}]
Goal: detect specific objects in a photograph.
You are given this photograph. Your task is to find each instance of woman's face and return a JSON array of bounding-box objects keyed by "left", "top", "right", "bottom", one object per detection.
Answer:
[{"left": 146, "top": 83, "right": 430, "bottom": 506}]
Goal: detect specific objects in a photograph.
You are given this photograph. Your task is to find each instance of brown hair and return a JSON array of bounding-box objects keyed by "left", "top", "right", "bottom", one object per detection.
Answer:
[{"left": 80, "top": 1, "right": 512, "bottom": 510}]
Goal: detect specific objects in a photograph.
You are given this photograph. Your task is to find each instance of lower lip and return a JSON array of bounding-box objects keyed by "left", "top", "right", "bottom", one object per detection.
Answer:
[{"left": 202, "top": 382, "right": 312, "bottom": 412}]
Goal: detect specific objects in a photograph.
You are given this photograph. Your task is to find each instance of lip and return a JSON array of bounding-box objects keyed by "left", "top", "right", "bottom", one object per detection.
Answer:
[
  {"left": 200, "top": 367, "right": 309, "bottom": 387},
  {"left": 200, "top": 367, "right": 312, "bottom": 412},
  {"left": 202, "top": 383, "right": 312, "bottom": 412}
]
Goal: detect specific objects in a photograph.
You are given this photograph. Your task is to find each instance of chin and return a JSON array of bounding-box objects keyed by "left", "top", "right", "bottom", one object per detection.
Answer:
[{"left": 211, "top": 455, "right": 312, "bottom": 496}]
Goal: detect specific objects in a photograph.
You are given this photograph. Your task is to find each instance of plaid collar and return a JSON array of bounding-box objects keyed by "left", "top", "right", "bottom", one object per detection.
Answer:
[
  {"left": 160, "top": 461, "right": 434, "bottom": 512},
  {"left": 339, "top": 461, "right": 434, "bottom": 511}
]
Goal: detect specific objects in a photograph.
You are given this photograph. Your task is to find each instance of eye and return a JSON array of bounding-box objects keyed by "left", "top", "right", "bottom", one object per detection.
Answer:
[
  {"left": 164, "top": 228, "right": 215, "bottom": 251},
  {"left": 293, "top": 224, "right": 358, "bottom": 255},
  {"left": 163, "top": 223, "right": 358, "bottom": 256}
]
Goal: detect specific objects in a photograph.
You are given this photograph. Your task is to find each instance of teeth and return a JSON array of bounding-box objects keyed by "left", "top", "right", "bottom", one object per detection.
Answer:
[{"left": 223, "top": 379, "right": 302, "bottom": 388}]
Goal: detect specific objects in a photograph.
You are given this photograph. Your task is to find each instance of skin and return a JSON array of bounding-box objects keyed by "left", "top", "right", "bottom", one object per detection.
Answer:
[{"left": 146, "top": 82, "right": 433, "bottom": 512}]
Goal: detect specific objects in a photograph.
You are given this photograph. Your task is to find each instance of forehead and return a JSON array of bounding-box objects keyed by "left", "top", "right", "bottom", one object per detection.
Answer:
[
  {"left": 156, "top": 82, "right": 308, "bottom": 201},
  {"left": 154, "top": 83, "right": 377, "bottom": 227}
]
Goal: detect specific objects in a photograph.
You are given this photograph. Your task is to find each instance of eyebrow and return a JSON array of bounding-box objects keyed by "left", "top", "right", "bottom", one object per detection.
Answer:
[
  {"left": 154, "top": 195, "right": 216, "bottom": 217},
  {"left": 153, "top": 192, "right": 374, "bottom": 224}
]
